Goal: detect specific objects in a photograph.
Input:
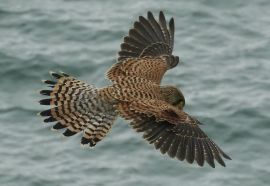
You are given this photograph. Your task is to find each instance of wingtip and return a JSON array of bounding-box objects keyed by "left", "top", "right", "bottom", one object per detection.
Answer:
[
  {"left": 169, "top": 17, "right": 174, "bottom": 27},
  {"left": 209, "top": 163, "right": 216, "bottom": 168},
  {"left": 147, "top": 11, "right": 155, "bottom": 20},
  {"left": 219, "top": 148, "right": 232, "bottom": 160},
  {"left": 159, "top": 11, "right": 165, "bottom": 20},
  {"left": 147, "top": 11, "right": 153, "bottom": 17},
  {"left": 224, "top": 154, "right": 232, "bottom": 160},
  {"left": 196, "top": 161, "right": 204, "bottom": 167}
]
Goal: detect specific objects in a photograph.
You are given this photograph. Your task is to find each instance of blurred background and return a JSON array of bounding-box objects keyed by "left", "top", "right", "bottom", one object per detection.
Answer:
[{"left": 0, "top": 0, "right": 269, "bottom": 186}]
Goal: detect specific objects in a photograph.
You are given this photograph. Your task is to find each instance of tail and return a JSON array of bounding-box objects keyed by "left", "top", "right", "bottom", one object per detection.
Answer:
[{"left": 38, "top": 71, "right": 117, "bottom": 147}]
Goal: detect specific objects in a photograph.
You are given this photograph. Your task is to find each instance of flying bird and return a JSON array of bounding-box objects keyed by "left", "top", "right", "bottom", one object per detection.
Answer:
[{"left": 38, "top": 11, "right": 231, "bottom": 168}]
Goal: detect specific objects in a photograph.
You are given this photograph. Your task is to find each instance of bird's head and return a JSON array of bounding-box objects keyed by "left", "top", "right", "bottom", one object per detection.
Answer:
[{"left": 160, "top": 86, "right": 185, "bottom": 110}]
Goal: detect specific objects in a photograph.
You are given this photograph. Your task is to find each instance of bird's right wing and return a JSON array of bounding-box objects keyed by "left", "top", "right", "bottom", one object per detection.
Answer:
[{"left": 116, "top": 99, "right": 231, "bottom": 168}]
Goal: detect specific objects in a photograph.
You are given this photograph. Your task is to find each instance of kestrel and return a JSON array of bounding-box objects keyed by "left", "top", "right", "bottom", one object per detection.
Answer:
[{"left": 38, "top": 11, "right": 231, "bottom": 168}]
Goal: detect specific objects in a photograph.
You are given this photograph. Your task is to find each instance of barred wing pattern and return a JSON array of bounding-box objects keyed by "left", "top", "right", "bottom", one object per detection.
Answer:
[
  {"left": 107, "top": 57, "right": 168, "bottom": 84},
  {"left": 104, "top": 76, "right": 163, "bottom": 101},
  {"left": 116, "top": 100, "right": 231, "bottom": 168}
]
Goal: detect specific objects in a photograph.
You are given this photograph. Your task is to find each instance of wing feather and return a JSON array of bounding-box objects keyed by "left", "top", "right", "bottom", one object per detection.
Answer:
[
  {"left": 118, "top": 11, "right": 179, "bottom": 68},
  {"left": 116, "top": 100, "right": 231, "bottom": 168},
  {"left": 106, "top": 57, "right": 168, "bottom": 84},
  {"left": 119, "top": 11, "right": 174, "bottom": 59}
]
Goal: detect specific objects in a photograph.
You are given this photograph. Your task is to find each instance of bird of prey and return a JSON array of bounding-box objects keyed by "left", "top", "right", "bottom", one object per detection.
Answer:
[{"left": 38, "top": 11, "right": 231, "bottom": 168}]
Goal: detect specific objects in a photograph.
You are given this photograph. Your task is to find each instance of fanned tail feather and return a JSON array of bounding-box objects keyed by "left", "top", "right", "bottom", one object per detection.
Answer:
[{"left": 38, "top": 71, "right": 117, "bottom": 147}]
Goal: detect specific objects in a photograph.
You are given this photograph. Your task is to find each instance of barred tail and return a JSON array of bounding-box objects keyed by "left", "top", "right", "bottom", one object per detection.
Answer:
[{"left": 38, "top": 71, "right": 117, "bottom": 147}]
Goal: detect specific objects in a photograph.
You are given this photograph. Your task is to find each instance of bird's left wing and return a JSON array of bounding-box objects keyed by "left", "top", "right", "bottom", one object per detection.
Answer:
[{"left": 116, "top": 99, "right": 231, "bottom": 168}]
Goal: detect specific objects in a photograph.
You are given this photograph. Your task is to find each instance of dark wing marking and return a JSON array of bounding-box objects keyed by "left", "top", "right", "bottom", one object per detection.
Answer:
[
  {"left": 118, "top": 11, "right": 179, "bottom": 69},
  {"left": 116, "top": 100, "right": 231, "bottom": 168}
]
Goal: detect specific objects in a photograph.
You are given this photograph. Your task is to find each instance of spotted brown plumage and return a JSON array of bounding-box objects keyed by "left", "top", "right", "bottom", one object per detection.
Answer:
[
  {"left": 38, "top": 11, "right": 231, "bottom": 168},
  {"left": 107, "top": 56, "right": 168, "bottom": 84}
]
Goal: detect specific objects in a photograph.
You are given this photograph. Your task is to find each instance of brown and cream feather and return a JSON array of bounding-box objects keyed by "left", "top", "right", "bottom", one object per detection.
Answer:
[{"left": 38, "top": 11, "right": 231, "bottom": 168}]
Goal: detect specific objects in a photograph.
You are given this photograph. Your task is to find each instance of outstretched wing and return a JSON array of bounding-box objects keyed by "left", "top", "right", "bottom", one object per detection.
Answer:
[
  {"left": 107, "top": 12, "right": 179, "bottom": 84},
  {"left": 107, "top": 11, "right": 179, "bottom": 84},
  {"left": 116, "top": 100, "right": 231, "bottom": 168},
  {"left": 118, "top": 11, "right": 178, "bottom": 63}
]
